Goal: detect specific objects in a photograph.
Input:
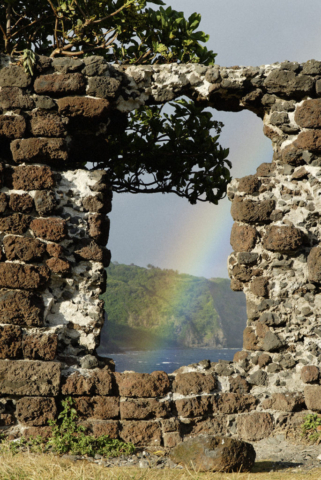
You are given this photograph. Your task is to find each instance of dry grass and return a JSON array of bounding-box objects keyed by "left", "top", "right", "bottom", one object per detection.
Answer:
[{"left": 0, "top": 450, "right": 321, "bottom": 480}]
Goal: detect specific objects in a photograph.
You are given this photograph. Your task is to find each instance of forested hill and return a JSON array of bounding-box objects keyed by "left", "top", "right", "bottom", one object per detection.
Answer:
[{"left": 99, "top": 263, "right": 247, "bottom": 351}]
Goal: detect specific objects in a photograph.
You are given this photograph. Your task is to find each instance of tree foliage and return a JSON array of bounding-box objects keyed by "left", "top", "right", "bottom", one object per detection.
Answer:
[{"left": 0, "top": 0, "right": 231, "bottom": 204}]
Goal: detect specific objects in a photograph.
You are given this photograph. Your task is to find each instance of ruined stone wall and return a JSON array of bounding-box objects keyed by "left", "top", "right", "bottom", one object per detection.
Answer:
[{"left": 2, "top": 54, "right": 321, "bottom": 448}]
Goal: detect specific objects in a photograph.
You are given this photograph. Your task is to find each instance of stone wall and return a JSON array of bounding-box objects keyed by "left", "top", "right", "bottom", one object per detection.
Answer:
[{"left": 2, "top": 54, "right": 321, "bottom": 447}]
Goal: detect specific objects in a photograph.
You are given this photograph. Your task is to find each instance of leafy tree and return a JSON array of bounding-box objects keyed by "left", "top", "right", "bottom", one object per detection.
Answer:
[{"left": 0, "top": 0, "right": 231, "bottom": 204}]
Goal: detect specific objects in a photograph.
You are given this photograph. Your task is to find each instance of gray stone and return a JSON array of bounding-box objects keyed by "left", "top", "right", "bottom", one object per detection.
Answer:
[
  {"left": 264, "top": 70, "right": 314, "bottom": 96},
  {"left": 0, "top": 66, "right": 32, "bottom": 88},
  {"left": 302, "top": 60, "right": 321, "bottom": 75},
  {"left": 52, "top": 58, "right": 83, "bottom": 73},
  {"left": 169, "top": 435, "right": 256, "bottom": 473},
  {"left": 267, "top": 363, "right": 282, "bottom": 373},
  {"left": 34, "top": 95, "right": 56, "bottom": 110},
  {"left": 248, "top": 370, "right": 268, "bottom": 386},
  {"left": 263, "top": 332, "right": 283, "bottom": 352},
  {"left": 205, "top": 68, "right": 221, "bottom": 84},
  {"left": 87, "top": 76, "right": 121, "bottom": 99},
  {"left": 259, "top": 312, "right": 284, "bottom": 327},
  {"left": 270, "top": 112, "right": 289, "bottom": 126},
  {"left": 80, "top": 355, "right": 99, "bottom": 369},
  {"left": 237, "top": 253, "right": 259, "bottom": 265}
]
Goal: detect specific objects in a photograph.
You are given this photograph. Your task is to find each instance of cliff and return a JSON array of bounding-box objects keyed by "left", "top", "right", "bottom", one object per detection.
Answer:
[{"left": 99, "top": 263, "right": 247, "bottom": 350}]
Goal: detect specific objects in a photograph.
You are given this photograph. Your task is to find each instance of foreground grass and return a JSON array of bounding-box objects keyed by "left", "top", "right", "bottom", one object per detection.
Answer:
[{"left": 1, "top": 452, "right": 321, "bottom": 480}]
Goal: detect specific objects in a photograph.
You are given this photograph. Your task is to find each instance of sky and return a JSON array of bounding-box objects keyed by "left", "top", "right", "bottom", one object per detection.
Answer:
[{"left": 108, "top": 0, "right": 321, "bottom": 279}]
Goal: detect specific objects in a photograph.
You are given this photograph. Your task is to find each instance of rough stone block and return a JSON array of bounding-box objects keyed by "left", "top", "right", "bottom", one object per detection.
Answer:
[
  {"left": 9, "top": 193, "right": 34, "bottom": 214},
  {"left": 23, "top": 334, "right": 58, "bottom": 361},
  {"left": 30, "top": 111, "right": 68, "bottom": 137},
  {"left": 173, "top": 372, "right": 216, "bottom": 395},
  {"left": 163, "top": 432, "right": 182, "bottom": 448},
  {"left": 237, "top": 175, "right": 260, "bottom": 195},
  {"left": 0, "top": 263, "right": 49, "bottom": 290},
  {"left": 231, "top": 197, "right": 275, "bottom": 223},
  {"left": 12, "top": 165, "right": 55, "bottom": 191},
  {"left": 0, "top": 213, "right": 30, "bottom": 235},
  {"left": 0, "top": 66, "right": 31, "bottom": 88},
  {"left": 308, "top": 246, "right": 321, "bottom": 283},
  {"left": 0, "top": 87, "right": 34, "bottom": 110},
  {"left": 0, "top": 192, "right": 7, "bottom": 213},
  {"left": 74, "top": 242, "right": 111, "bottom": 267},
  {"left": 294, "top": 130, "right": 321, "bottom": 153},
  {"left": 256, "top": 163, "right": 276, "bottom": 177},
  {"left": 30, "top": 218, "right": 67, "bottom": 242},
  {"left": 74, "top": 397, "right": 120, "bottom": 419},
  {"left": 281, "top": 145, "right": 306, "bottom": 166},
  {"left": 230, "top": 223, "right": 257, "bottom": 252},
  {"left": 46, "top": 257, "right": 70, "bottom": 274},
  {"left": 10, "top": 138, "right": 68, "bottom": 164},
  {"left": 161, "top": 418, "right": 180, "bottom": 433},
  {"left": 237, "top": 412, "right": 273, "bottom": 441},
  {"left": 295, "top": 98, "right": 321, "bottom": 129},
  {"left": 117, "top": 371, "right": 170, "bottom": 398},
  {"left": 304, "top": 386, "right": 321, "bottom": 411},
  {"left": 183, "top": 416, "right": 227, "bottom": 438},
  {"left": 16, "top": 397, "right": 57, "bottom": 426},
  {"left": 3, "top": 236, "right": 46, "bottom": 262},
  {"left": 0, "top": 360, "right": 60, "bottom": 396},
  {"left": 0, "top": 325, "right": 22, "bottom": 358},
  {"left": 175, "top": 396, "right": 213, "bottom": 418},
  {"left": 0, "top": 289, "right": 44, "bottom": 326},
  {"left": 57, "top": 96, "right": 110, "bottom": 119},
  {"left": 34, "top": 191, "right": 57, "bottom": 216},
  {"left": 82, "top": 194, "right": 111, "bottom": 214},
  {"left": 0, "top": 115, "right": 26, "bottom": 139},
  {"left": 301, "top": 365, "right": 319, "bottom": 384},
  {"left": 261, "top": 393, "right": 305, "bottom": 412},
  {"left": 46, "top": 243, "right": 64, "bottom": 258},
  {"left": 91, "top": 421, "right": 119, "bottom": 438},
  {"left": 120, "top": 398, "right": 170, "bottom": 420},
  {"left": 120, "top": 421, "right": 162, "bottom": 446},
  {"left": 263, "top": 226, "right": 304, "bottom": 253},
  {"left": 87, "top": 76, "right": 120, "bottom": 99},
  {"left": 62, "top": 368, "right": 114, "bottom": 396},
  {"left": 263, "top": 70, "right": 314, "bottom": 96},
  {"left": 250, "top": 277, "right": 269, "bottom": 297},
  {"left": 229, "top": 376, "right": 251, "bottom": 394},
  {"left": 217, "top": 393, "right": 257, "bottom": 414},
  {"left": 34, "top": 73, "right": 86, "bottom": 95}
]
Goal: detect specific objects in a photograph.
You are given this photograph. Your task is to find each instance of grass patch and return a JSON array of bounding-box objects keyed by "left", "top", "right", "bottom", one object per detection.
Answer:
[{"left": 0, "top": 451, "right": 321, "bottom": 480}]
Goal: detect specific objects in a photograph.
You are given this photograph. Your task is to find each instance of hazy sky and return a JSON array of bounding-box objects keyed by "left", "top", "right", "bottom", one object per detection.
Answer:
[{"left": 108, "top": 0, "right": 321, "bottom": 279}]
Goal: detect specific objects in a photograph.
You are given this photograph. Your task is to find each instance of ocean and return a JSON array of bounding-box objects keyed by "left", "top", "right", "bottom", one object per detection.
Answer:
[{"left": 100, "top": 347, "right": 239, "bottom": 374}]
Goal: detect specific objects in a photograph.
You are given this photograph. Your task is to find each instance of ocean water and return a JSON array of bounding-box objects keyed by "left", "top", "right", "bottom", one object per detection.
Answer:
[{"left": 100, "top": 347, "right": 239, "bottom": 374}]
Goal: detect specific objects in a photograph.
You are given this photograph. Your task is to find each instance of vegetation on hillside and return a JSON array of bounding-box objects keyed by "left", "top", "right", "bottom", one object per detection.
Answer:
[{"left": 100, "top": 263, "right": 246, "bottom": 351}]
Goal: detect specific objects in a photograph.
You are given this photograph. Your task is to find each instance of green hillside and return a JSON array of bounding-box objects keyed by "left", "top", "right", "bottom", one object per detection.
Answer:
[{"left": 99, "top": 263, "right": 247, "bottom": 351}]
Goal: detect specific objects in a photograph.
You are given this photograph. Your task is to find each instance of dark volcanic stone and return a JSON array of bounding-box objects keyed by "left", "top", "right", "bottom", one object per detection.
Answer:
[
  {"left": 263, "top": 226, "right": 304, "bottom": 253},
  {"left": 30, "top": 111, "right": 67, "bottom": 137},
  {"left": 237, "top": 412, "right": 274, "bottom": 441},
  {"left": 12, "top": 165, "right": 55, "bottom": 191},
  {"left": 23, "top": 333, "right": 58, "bottom": 361},
  {"left": 0, "top": 325, "right": 22, "bottom": 359},
  {"left": 264, "top": 70, "right": 314, "bottom": 97},
  {"left": 30, "top": 218, "right": 67, "bottom": 242},
  {"left": 9, "top": 193, "right": 34, "bottom": 214},
  {"left": 308, "top": 246, "right": 321, "bottom": 283},
  {"left": 34, "top": 191, "right": 57, "bottom": 216},
  {"left": 170, "top": 435, "right": 256, "bottom": 473},
  {"left": 10, "top": 138, "right": 68, "bottom": 164},
  {"left": 0, "top": 213, "right": 30, "bottom": 235},
  {"left": 0, "top": 289, "right": 44, "bottom": 326},
  {"left": 16, "top": 397, "right": 57, "bottom": 426},
  {"left": 173, "top": 372, "right": 216, "bottom": 395},
  {"left": 231, "top": 197, "right": 275, "bottom": 223},
  {"left": 3, "top": 236, "right": 46, "bottom": 262},
  {"left": 230, "top": 223, "right": 257, "bottom": 252},
  {"left": 117, "top": 371, "right": 170, "bottom": 398},
  {"left": 0, "top": 360, "right": 60, "bottom": 396},
  {"left": 0, "top": 87, "right": 34, "bottom": 110},
  {"left": 34, "top": 73, "right": 86, "bottom": 95},
  {"left": 0, "top": 115, "right": 26, "bottom": 139},
  {"left": 87, "top": 76, "right": 121, "bottom": 99},
  {"left": 295, "top": 99, "right": 321, "bottom": 129},
  {"left": 0, "top": 66, "right": 31, "bottom": 88},
  {"left": 0, "top": 263, "right": 50, "bottom": 290}
]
